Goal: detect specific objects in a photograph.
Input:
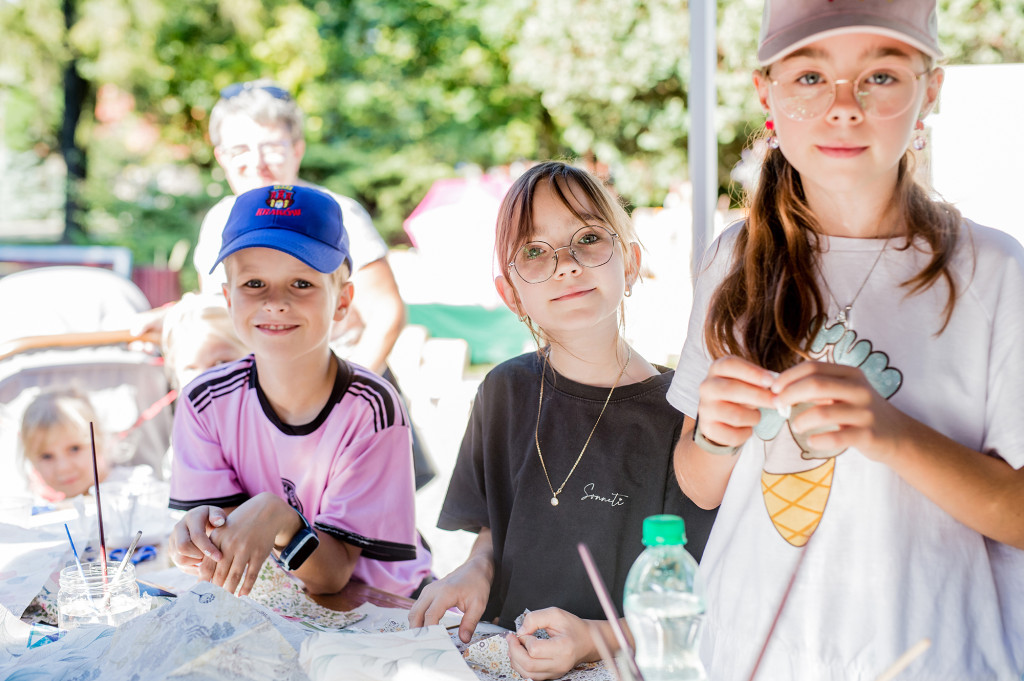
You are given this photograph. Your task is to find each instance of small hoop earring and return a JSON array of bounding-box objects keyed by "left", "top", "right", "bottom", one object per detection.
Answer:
[
  {"left": 765, "top": 117, "right": 780, "bottom": 150},
  {"left": 912, "top": 119, "right": 927, "bottom": 151}
]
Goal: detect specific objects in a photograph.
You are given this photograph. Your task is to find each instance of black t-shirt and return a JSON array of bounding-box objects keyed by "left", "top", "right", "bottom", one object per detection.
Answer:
[{"left": 439, "top": 351, "right": 717, "bottom": 630}]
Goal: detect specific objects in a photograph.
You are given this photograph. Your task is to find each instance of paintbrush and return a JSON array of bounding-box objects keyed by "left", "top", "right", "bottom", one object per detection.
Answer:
[
  {"left": 577, "top": 542, "right": 645, "bottom": 681},
  {"left": 63, "top": 523, "right": 98, "bottom": 610},
  {"left": 875, "top": 638, "right": 931, "bottom": 681},
  {"left": 113, "top": 530, "right": 143, "bottom": 581},
  {"left": 89, "top": 422, "right": 109, "bottom": 582}
]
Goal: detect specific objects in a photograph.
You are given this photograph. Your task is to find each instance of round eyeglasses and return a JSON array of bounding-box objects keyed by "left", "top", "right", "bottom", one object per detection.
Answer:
[
  {"left": 769, "top": 63, "right": 928, "bottom": 121},
  {"left": 509, "top": 225, "right": 620, "bottom": 284}
]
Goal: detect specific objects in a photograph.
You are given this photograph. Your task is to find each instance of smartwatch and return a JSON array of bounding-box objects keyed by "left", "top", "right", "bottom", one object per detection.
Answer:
[{"left": 274, "top": 511, "right": 320, "bottom": 572}]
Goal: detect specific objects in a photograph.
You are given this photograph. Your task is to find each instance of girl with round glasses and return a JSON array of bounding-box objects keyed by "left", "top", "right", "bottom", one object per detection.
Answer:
[
  {"left": 669, "top": 1, "right": 1024, "bottom": 679},
  {"left": 410, "top": 161, "right": 716, "bottom": 679}
]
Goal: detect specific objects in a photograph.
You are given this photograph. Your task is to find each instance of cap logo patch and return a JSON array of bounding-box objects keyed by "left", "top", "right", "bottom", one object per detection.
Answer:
[
  {"left": 257, "top": 185, "right": 301, "bottom": 216},
  {"left": 267, "top": 186, "right": 294, "bottom": 208}
]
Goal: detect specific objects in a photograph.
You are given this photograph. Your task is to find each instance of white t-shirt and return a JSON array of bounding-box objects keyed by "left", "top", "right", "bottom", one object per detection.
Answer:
[
  {"left": 193, "top": 183, "right": 388, "bottom": 295},
  {"left": 668, "top": 221, "right": 1024, "bottom": 681}
]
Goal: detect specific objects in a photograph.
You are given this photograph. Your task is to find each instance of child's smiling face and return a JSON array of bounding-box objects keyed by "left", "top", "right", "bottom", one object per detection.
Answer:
[
  {"left": 502, "top": 180, "right": 629, "bottom": 342},
  {"left": 25, "top": 423, "right": 105, "bottom": 499}
]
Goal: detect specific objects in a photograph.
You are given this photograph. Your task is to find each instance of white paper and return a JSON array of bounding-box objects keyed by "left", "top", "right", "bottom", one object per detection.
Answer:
[
  {"left": 0, "top": 522, "right": 67, "bottom": 617},
  {"left": 301, "top": 624, "right": 479, "bottom": 681}
]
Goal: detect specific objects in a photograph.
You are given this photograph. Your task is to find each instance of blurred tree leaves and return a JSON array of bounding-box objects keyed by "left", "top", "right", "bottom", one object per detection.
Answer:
[{"left": 1, "top": 0, "right": 1022, "bottom": 275}]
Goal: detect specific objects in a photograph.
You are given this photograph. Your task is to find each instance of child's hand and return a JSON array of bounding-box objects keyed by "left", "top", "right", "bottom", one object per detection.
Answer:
[
  {"left": 506, "top": 608, "right": 597, "bottom": 680},
  {"left": 772, "top": 361, "right": 903, "bottom": 463},
  {"left": 205, "top": 492, "right": 296, "bottom": 596},
  {"left": 697, "top": 355, "right": 778, "bottom": 447},
  {"left": 408, "top": 552, "right": 492, "bottom": 643},
  {"left": 168, "top": 505, "right": 227, "bottom": 573}
]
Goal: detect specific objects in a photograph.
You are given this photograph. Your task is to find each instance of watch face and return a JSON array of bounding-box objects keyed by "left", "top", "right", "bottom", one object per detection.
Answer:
[{"left": 282, "top": 528, "right": 319, "bottom": 571}]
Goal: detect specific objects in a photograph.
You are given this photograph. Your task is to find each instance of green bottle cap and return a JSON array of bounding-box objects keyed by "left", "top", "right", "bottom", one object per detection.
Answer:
[{"left": 641, "top": 514, "right": 687, "bottom": 546}]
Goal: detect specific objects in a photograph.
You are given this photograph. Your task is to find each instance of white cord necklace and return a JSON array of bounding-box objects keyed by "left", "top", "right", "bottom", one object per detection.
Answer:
[{"left": 817, "top": 237, "right": 890, "bottom": 331}]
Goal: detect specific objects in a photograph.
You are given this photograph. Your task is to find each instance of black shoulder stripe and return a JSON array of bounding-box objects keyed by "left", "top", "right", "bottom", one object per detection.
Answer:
[
  {"left": 169, "top": 493, "right": 250, "bottom": 511},
  {"left": 314, "top": 522, "right": 418, "bottom": 562},
  {"left": 194, "top": 375, "right": 251, "bottom": 415},
  {"left": 349, "top": 374, "right": 404, "bottom": 431},
  {"left": 188, "top": 363, "right": 252, "bottom": 411}
]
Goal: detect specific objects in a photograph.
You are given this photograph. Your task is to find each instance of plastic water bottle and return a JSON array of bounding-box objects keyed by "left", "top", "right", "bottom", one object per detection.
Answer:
[{"left": 623, "top": 514, "right": 707, "bottom": 681}]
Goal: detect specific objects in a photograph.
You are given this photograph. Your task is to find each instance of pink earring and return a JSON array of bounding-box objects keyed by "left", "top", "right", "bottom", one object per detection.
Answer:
[
  {"left": 765, "top": 118, "right": 780, "bottom": 150},
  {"left": 912, "top": 119, "right": 927, "bottom": 151}
]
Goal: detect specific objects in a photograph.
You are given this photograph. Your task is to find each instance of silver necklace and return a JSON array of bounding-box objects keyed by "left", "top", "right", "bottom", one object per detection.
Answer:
[
  {"left": 818, "top": 237, "right": 890, "bottom": 331},
  {"left": 534, "top": 346, "right": 631, "bottom": 507}
]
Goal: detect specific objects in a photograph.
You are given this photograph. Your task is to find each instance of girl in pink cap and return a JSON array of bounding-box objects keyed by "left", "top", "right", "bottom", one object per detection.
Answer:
[{"left": 668, "top": 1, "right": 1024, "bottom": 679}]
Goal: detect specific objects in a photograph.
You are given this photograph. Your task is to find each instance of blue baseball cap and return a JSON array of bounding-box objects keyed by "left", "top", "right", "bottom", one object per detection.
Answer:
[{"left": 212, "top": 184, "right": 352, "bottom": 274}]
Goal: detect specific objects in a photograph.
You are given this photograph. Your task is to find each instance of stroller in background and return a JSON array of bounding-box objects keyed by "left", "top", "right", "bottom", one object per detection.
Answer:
[{"left": 0, "top": 265, "right": 174, "bottom": 502}]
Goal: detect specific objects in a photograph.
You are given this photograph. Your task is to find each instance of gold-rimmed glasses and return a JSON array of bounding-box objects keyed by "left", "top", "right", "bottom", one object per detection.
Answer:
[
  {"left": 768, "top": 63, "right": 929, "bottom": 121},
  {"left": 509, "top": 225, "right": 620, "bottom": 284}
]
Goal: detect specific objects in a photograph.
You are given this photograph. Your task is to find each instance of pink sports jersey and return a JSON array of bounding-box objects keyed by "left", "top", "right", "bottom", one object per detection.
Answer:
[{"left": 169, "top": 354, "right": 432, "bottom": 597}]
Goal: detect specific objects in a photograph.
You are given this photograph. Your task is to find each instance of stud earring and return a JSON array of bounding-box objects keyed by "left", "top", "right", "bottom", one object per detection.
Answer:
[
  {"left": 624, "top": 285, "right": 632, "bottom": 298},
  {"left": 912, "top": 119, "right": 927, "bottom": 151},
  {"left": 765, "top": 118, "right": 780, "bottom": 150}
]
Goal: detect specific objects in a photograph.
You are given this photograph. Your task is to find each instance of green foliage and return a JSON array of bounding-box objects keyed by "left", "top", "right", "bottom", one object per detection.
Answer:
[{"left": 2, "top": 0, "right": 1023, "bottom": 270}]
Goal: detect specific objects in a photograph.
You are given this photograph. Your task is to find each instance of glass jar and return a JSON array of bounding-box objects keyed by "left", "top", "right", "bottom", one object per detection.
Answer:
[{"left": 57, "top": 562, "right": 148, "bottom": 630}]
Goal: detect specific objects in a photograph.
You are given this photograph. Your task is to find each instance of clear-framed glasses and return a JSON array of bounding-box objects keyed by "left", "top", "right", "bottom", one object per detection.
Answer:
[
  {"left": 768, "top": 63, "right": 928, "bottom": 121},
  {"left": 509, "top": 225, "right": 620, "bottom": 284},
  {"left": 219, "top": 141, "right": 292, "bottom": 166},
  {"left": 219, "top": 81, "right": 292, "bottom": 101}
]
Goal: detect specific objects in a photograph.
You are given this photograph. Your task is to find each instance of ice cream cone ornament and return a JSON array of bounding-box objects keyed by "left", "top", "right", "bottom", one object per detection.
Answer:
[{"left": 759, "top": 321, "right": 903, "bottom": 546}]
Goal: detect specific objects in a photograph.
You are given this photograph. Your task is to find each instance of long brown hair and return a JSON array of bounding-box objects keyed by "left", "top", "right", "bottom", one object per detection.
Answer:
[{"left": 706, "top": 143, "right": 962, "bottom": 372}]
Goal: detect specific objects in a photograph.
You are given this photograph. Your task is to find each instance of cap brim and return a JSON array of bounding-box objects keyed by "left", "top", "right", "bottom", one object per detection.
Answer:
[
  {"left": 211, "top": 227, "right": 350, "bottom": 274},
  {"left": 759, "top": 23, "right": 943, "bottom": 66}
]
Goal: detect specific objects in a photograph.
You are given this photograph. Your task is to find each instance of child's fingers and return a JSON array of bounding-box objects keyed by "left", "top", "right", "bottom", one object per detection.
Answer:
[
  {"left": 184, "top": 509, "right": 223, "bottom": 561},
  {"left": 206, "top": 506, "right": 228, "bottom": 531},
  {"left": 215, "top": 554, "right": 248, "bottom": 595},
  {"left": 457, "top": 603, "right": 484, "bottom": 644},
  {"left": 709, "top": 356, "right": 777, "bottom": 389},
  {"left": 236, "top": 556, "right": 260, "bottom": 596}
]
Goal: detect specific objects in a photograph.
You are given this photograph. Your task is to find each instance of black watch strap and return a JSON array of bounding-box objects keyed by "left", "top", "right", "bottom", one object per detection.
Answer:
[{"left": 274, "top": 510, "right": 320, "bottom": 572}]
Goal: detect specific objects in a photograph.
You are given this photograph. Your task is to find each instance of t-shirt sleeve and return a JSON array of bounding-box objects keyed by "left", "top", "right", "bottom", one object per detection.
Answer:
[
  {"left": 666, "top": 230, "right": 739, "bottom": 417},
  {"left": 979, "top": 229, "right": 1024, "bottom": 470},
  {"left": 313, "top": 407, "right": 420, "bottom": 562},
  {"left": 335, "top": 194, "right": 388, "bottom": 272},
  {"left": 168, "top": 391, "right": 247, "bottom": 510},
  {"left": 437, "top": 385, "right": 490, "bottom": 533},
  {"left": 194, "top": 197, "right": 233, "bottom": 296}
]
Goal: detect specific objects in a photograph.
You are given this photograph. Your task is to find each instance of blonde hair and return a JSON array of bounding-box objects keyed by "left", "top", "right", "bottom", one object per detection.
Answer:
[
  {"left": 161, "top": 293, "right": 247, "bottom": 391},
  {"left": 20, "top": 388, "right": 103, "bottom": 465},
  {"left": 495, "top": 161, "right": 640, "bottom": 348}
]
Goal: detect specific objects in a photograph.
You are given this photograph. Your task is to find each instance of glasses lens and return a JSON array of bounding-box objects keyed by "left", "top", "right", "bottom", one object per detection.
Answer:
[
  {"left": 855, "top": 65, "right": 919, "bottom": 119},
  {"left": 773, "top": 64, "right": 921, "bottom": 121},
  {"left": 772, "top": 69, "right": 833, "bottom": 120},
  {"left": 569, "top": 225, "right": 615, "bottom": 268},
  {"left": 222, "top": 141, "right": 291, "bottom": 166},
  {"left": 258, "top": 142, "right": 290, "bottom": 164},
  {"left": 514, "top": 242, "right": 554, "bottom": 283}
]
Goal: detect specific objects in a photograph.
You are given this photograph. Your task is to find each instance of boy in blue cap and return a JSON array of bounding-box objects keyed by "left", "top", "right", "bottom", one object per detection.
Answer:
[{"left": 168, "top": 184, "right": 433, "bottom": 598}]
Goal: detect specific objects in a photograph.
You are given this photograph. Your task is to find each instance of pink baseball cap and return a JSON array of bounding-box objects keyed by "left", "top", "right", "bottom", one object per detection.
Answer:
[{"left": 758, "top": 0, "right": 942, "bottom": 65}]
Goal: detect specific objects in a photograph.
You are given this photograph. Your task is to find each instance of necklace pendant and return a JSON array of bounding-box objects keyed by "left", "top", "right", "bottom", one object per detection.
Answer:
[
  {"left": 836, "top": 305, "right": 852, "bottom": 329},
  {"left": 550, "top": 497, "right": 559, "bottom": 506}
]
